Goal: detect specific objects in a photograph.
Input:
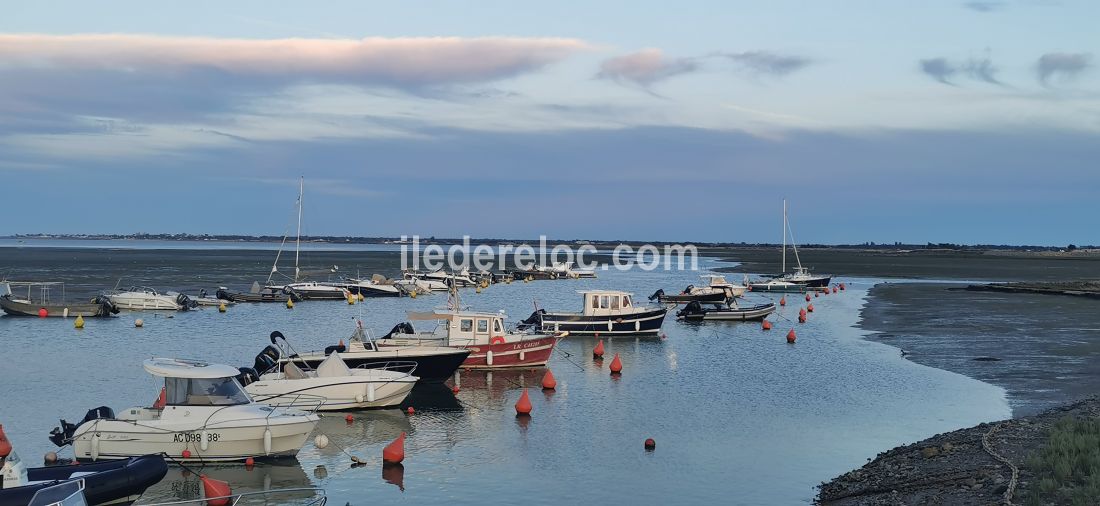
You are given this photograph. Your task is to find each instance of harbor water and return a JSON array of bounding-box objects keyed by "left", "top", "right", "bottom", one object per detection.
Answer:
[{"left": 0, "top": 245, "right": 1010, "bottom": 504}]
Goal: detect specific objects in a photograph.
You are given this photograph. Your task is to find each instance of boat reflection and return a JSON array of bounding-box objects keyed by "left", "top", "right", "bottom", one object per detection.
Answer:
[
  {"left": 140, "top": 461, "right": 313, "bottom": 503},
  {"left": 401, "top": 382, "right": 462, "bottom": 411}
]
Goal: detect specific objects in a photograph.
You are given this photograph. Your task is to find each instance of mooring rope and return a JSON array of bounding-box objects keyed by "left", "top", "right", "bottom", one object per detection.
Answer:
[{"left": 981, "top": 421, "right": 1019, "bottom": 506}]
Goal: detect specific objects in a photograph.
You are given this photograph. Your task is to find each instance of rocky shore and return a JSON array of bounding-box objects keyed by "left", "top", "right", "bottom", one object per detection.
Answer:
[{"left": 818, "top": 397, "right": 1100, "bottom": 505}]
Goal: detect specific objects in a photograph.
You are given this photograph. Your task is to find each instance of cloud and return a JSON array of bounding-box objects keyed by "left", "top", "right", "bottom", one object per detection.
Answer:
[
  {"left": 1037, "top": 52, "right": 1092, "bottom": 85},
  {"left": 920, "top": 55, "right": 1002, "bottom": 86},
  {"left": 596, "top": 49, "right": 698, "bottom": 88},
  {"left": 962, "top": 1, "right": 1007, "bottom": 12},
  {"left": 920, "top": 58, "right": 958, "bottom": 84},
  {"left": 0, "top": 34, "right": 589, "bottom": 124},
  {"left": 721, "top": 51, "right": 813, "bottom": 77}
]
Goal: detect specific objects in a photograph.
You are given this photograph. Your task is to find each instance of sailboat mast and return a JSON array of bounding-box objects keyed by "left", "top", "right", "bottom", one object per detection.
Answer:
[
  {"left": 781, "top": 199, "right": 786, "bottom": 273},
  {"left": 788, "top": 201, "right": 803, "bottom": 270},
  {"left": 294, "top": 176, "right": 303, "bottom": 282}
]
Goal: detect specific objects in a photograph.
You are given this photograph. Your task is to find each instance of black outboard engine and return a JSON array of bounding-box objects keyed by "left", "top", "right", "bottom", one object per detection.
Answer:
[
  {"left": 682, "top": 284, "right": 695, "bottom": 294},
  {"left": 176, "top": 293, "right": 198, "bottom": 310},
  {"left": 49, "top": 406, "right": 115, "bottom": 447},
  {"left": 236, "top": 367, "right": 260, "bottom": 387},
  {"left": 383, "top": 322, "right": 415, "bottom": 339},
  {"left": 215, "top": 288, "right": 234, "bottom": 301},
  {"left": 253, "top": 345, "right": 281, "bottom": 375},
  {"left": 648, "top": 289, "right": 665, "bottom": 301},
  {"left": 517, "top": 309, "right": 546, "bottom": 330},
  {"left": 324, "top": 344, "right": 348, "bottom": 356},
  {"left": 93, "top": 295, "right": 120, "bottom": 315},
  {"left": 676, "top": 300, "right": 703, "bottom": 318}
]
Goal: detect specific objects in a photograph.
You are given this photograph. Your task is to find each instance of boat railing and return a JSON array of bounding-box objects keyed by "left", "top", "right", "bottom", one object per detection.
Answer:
[
  {"left": 353, "top": 360, "right": 419, "bottom": 376},
  {"left": 256, "top": 393, "right": 325, "bottom": 415},
  {"left": 136, "top": 487, "right": 327, "bottom": 506}
]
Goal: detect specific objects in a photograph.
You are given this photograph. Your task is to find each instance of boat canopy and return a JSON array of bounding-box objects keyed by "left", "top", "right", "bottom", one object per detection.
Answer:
[
  {"left": 143, "top": 358, "right": 241, "bottom": 379},
  {"left": 576, "top": 289, "right": 634, "bottom": 296},
  {"left": 406, "top": 310, "right": 505, "bottom": 321}
]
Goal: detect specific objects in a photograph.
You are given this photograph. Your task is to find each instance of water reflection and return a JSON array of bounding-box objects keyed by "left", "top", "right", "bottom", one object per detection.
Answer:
[{"left": 142, "top": 462, "right": 313, "bottom": 503}]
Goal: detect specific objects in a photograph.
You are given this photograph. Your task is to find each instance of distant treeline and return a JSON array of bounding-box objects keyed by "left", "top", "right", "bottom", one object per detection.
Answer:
[{"left": 5, "top": 234, "right": 1094, "bottom": 251}]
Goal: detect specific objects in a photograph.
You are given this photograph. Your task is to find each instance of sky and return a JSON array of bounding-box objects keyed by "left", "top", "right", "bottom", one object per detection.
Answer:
[{"left": 1, "top": 0, "right": 1098, "bottom": 245}]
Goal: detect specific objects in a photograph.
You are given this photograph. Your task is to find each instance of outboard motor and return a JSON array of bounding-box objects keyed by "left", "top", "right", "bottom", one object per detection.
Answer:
[
  {"left": 215, "top": 288, "right": 234, "bottom": 302},
  {"left": 93, "top": 295, "right": 120, "bottom": 315},
  {"left": 49, "top": 406, "right": 115, "bottom": 447},
  {"left": 648, "top": 289, "right": 665, "bottom": 302},
  {"left": 236, "top": 367, "right": 259, "bottom": 387},
  {"left": 323, "top": 344, "right": 347, "bottom": 356},
  {"left": 517, "top": 309, "right": 546, "bottom": 330},
  {"left": 682, "top": 284, "right": 695, "bottom": 295},
  {"left": 253, "top": 345, "right": 281, "bottom": 375},
  {"left": 382, "top": 322, "right": 415, "bottom": 339},
  {"left": 676, "top": 300, "right": 703, "bottom": 318},
  {"left": 175, "top": 293, "right": 197, "bottom": 310}
]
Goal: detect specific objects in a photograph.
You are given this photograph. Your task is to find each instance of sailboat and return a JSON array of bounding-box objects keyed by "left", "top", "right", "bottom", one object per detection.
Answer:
[
  {"left": 263, "top": 178, "right": 350, "bottom": 301},
  {"left": 748, "top": 200, "right": 832, "bottom": 292}
]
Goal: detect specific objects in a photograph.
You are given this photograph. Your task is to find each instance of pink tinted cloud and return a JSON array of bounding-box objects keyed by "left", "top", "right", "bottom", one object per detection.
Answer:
[
  {"left": 0, "top": 34, "right": 589, "bottom": 86},
  {"left": 596, "top": 48, "right": 697, "bottom": 87}
]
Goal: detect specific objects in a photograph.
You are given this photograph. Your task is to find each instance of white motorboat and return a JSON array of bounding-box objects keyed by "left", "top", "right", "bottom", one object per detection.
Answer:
[
  {"left": 104, "top": 286, "right": 194, "bottom": 311},
  {"left": 48, "top": 358, "right": 319, "bottom": 463},
  {"left": 421, "top": 268, "right": 477, "bottom": 287},
  {"left": 244, "top": 347, "right": 418, "bottom": 411},
  {"left": 278, "top": 281, "right": 349, "bottom": 300},
  {"left": 177, "top": 289, "right": 236, "bottom": 307},
  {"left": 339, "top": 276, "right": 403, "bottom": 298},
  {"left": 650, "top": 275, "right": 746, "bottom": 303},
  {"left": 395, "top": 271, "right": 447, "bottom": 293}
]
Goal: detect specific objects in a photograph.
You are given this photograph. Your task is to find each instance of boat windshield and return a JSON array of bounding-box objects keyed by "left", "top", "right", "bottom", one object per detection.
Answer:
[{"left": 165, "top": 376, "right": 251, "bottom": 406}]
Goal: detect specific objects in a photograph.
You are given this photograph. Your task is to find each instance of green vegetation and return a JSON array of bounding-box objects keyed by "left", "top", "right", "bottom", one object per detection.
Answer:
[{"left": 1024, "top": 416, "right": 1100, "bottom": 506}]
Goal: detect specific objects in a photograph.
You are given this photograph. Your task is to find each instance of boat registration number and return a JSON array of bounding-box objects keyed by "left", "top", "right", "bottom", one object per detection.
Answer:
[{"left": 173, "top": 432, "right": 221, "bottom": 443}]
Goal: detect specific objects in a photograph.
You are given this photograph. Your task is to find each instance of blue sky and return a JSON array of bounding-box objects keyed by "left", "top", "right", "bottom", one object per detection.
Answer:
[{"left": 1, "top": 1, "right": 1097, "bottom": 244}]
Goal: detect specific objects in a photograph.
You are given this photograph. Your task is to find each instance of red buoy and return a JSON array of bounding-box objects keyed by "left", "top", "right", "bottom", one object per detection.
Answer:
[
  {"left": 406, "top": 406, "right": 415, "bottom": 415},
  {"left": 182, "top": 449, "right": 192, "bottom": 458},
  {"left": 644, "top": 438, "right": 656, "bottom": 450},
  {"left": 762, "top": 319, "right": 772, "bottom": 330},
  {"left": 515, "top": 389, "right": 532, "bottom": 415},
  {"left": 609, "top": 353, "right": 623, "bottom": 374},
  {"left": 338, "top": 339, "right": 345, "bottom": 348},
  {"left": 244, "top": 457, "right": 254, "bottom": 468},
  {"left": 201, "top": 475, "right": 232, "bottom": 506},
  {"left": 38, "top": 308, "right": 48, "bottom": 318},
  {"left": 787, "top": 329, "right": 797, "bottom": 343},
  {"left": 840, "top": 283, "right": 846, "bottom": 291},
  {"left": 799, "top": 308, "right": 807, "bottom": 317},
  {"left": 541, "top": 369, "right": 557, "bottom": 390},
  {"left": 0, "top": 424, "right": 12, "bottom": 459},
  {"left": 807, "top": 303, "right": 814, "bottom": 312},
  {"left": 832, "top": 286, "right": 838, "bottom": 294},
  {"left": 593, "top": 340, "right": 605, "bottom": 358},
  {"left": 345, "top": 414, "right": 354, "bottom": 423},
  {"left": 805, "top": 293, "right": 811, "bottom": 302},
  {"left": 779, "top": 296, "right": 786, "bottom": 306},
  {"left": 452, "top": 385, "right": 460, "bottom": 394},
  {"left": 382, "top": 432, "right": 406, "bottom": 464},
  {"left": 798, "top": 314, "right": 807, "bottom": 323}
]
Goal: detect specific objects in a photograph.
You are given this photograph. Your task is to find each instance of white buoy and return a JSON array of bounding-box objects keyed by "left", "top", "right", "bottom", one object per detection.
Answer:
[
  {"left": 607, "top": 320, "right": 613, "bottom": 331},
  {"left": 486, "top": 350, "right": 494, "bottom": 366},
  {"left": 314, "top": 434, "right": 329, "bottom": 449},
  {"left": 200, "top": 430, "right": 209, "bottom": 451},
  {"left": 135, "top": 318, "right": 144, "bottom": 328},
  {"left": 519, "top": 351, "right": 525, "bottom": 361},
  {"left": 635, "top": 320, "right": 640, "bottom": 332},
  {"left": 263, "top": 428, "right": 272, "bottom": 455},
  {"left": 90, "top": 433, "right": 100, "bottom": 461},
  {"left": 366, "top": 383, "right": 376, "bottom": 403},
  {"left": 355, "top": 394, "right": 365, "bottom": 404}
]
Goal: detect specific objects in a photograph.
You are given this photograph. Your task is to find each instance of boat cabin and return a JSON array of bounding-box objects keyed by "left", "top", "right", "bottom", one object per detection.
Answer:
[
  {"left": 405, "top": 310, "right": 509, "bottom": 346},
  {"left": 119, "top": 359, "right": 254, "bottom": 422},
  {"left": 701, "top": 275, "right": 733, "bottom": 287},
  {"left": 579, "top": 290, "right": 638, "bottom": 316}
]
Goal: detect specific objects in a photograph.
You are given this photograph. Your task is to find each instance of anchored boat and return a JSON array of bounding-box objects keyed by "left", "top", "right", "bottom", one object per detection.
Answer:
[
  {"left": 748, "top": 199, "right": 832, "bottom": 291},
  {"left": 243, "top": 334, "right": 418, "bottom": 410},
  {"left": 104, "top": 286, "right": 195, "bottom": 311},
  {"left": 649, "top": 275, "right": 747, "bottom": 304},
  {"left": 217, "top": 282, "right": 301, "bottom": 304},
  {"left": 676, "top": 300, "right": 777, "bottom": 321},
  {"left": 380, "top": 308, "right": 559, "bottom": 369},
  {"left": 48, "top": 358, "right": 319, "bottom": 463},
  {"left": 519, "top": 290, "right": 668, "bottom": 336},
  {"left": 0, "top": 282, "right": 118, "bottom": 317}
]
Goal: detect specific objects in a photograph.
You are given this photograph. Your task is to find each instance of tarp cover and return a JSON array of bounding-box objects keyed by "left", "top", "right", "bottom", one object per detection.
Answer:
[{"left": 316, "top": 354, "right": 351, "bottom": 378}]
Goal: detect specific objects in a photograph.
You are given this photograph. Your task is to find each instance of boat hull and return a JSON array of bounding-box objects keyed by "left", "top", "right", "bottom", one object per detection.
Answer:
[
  {"left": 657, "top": 291, "right": 729, "bottom": 304},
  {"left": 292, "top": 349, "right": 470, "bottom": 383},
  {"left": 458, "top": 335, "right": 558, "bottom": 369},
  {"left": 536, "top": 307, "right": 667, "bottom": 336},
  {"left": 106, "top": 294, "right": 181, "bottom": 311},
  {"left": 345, "top": 284, "right": 402, "bottom": 297},
  {"left": 0, "top": 296, "right": 114, "bottom": 317},
  {"left": 217, "top": 288, "right": 299, "bottom": 303},
  {"left": 246, "top": 373, "right": 417, "bottom": 410},
  {"left": 677, "top": 303, "right": 777, "bottom": 321},
  {"left": 4, "top": 455, "right": 167, "bottom": 506}
]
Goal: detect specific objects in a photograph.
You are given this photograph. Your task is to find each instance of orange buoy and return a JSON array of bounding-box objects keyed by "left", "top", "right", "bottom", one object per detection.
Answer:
[
  {"left": 593, "top": 340, "right": 605, "bottom": 358},
  {"left": 38, "top": 308, "right": 48, "bottom": 318},
  {"left": 515, "top": 388, "right": 533, "bottom": 415},
  {"left": 201, "top": 475, "right": 232, "bottom": 506},
  {"left": 382, "top": 432, "right": 406, "bottom": 464},
  {"left": 805, "top": 293, "right": 811, "bottom": 302},
  {"left": 840, "top": 283, "right": 846, "bottom": 291},
  {"left": 807, "top": 303, "right": 814, "bottom": 312},
  {"left": 153, "top": 387, "right": 167, "bottom": 409},
  {"left": 0, "top": 424, "right": 12, "bottom": 458},
  {"left": 541, "top": 369, "right": 557, "bottom": 390},
  {"left": 406, "top": 406, "right": 415, "bottom": 415},
  {"left": 779, "top": 296, "right": 786, "bottom": 306},
  {"left": 182, "top": 449, "right": 192, "bottom": 458},
  {"left": 345, "top": 414, "right": 354, "bottom": 423},
  {"left": 786, "top": 329, "right": 797, "bottom": 343},
  {"left": 338, "top": 339, "right": 345, "bottom": 348},
  {"left": 798, "top": 314, "right": 807, "bottom": 323},
  {"left": 644, "top": 438, "right": 656, "bottom": 450},
  {"left": 609, "top": 353, "right": 623, "bottom": 374},
  {"left": 761, "top": 319, "right": 772, "bottom": 330},
  {"left": 799, "top": 308, "right": 807, "bottom": 317},
  {"left": 832, "top": 286, "right": 838, "bottom": 294},
  {"left": 244, "top": 457, "right": 255, "bottom": 468}
]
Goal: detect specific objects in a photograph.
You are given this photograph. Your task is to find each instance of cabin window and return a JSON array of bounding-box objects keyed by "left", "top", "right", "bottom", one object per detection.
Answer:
[
  {"left": 600, "top": 295, "right": 610, "bottom": 308},
  {"left": 165, "top": 377, "right": 250, "bottom": 406},
  {"left": 494, "top": 320, "right": 503, "bottom": 333},
  {"left": 623, "top": 296, "right": 632, "bottom": 307},
  {"left": 460, "top": 319, "right": 473, "bottom": 332},
  {"left": 611, "top": 296, "right": 620, "bottom": 309},
  {"left": 477, "top": 319, "right": 489, "bottom": 333},
  {"left": 591, "top": 295, "right": 599, "bottom": 309}
]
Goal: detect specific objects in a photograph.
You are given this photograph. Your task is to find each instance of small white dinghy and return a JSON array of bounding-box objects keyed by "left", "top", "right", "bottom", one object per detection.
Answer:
[
  {"left": 244, "top": 353, "right": 418, "bottom": 411},
  {"left": 48, "top": 358, "right": 319, "bottom": 463}
]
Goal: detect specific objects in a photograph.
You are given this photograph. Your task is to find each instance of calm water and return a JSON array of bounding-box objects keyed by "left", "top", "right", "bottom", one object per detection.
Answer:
[{"left": 0, "top": 248, "right": 1010, "bottom": 505}]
